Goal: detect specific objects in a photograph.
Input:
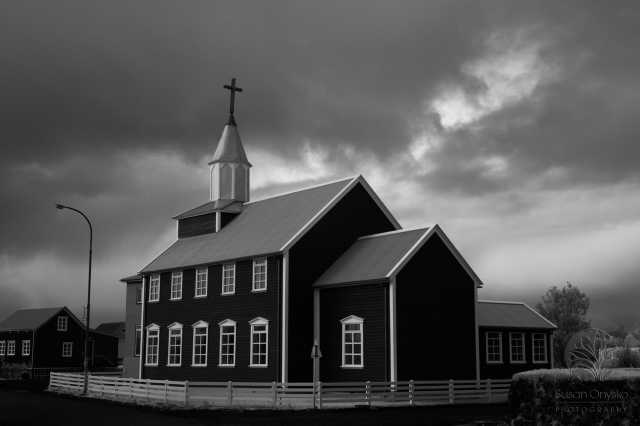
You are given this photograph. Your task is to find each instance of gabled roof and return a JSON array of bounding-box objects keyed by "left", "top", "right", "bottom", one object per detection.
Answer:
[
  {"left": 173, "top": 200, "right": 243, "bottom": 220},
  {"left": 209, "top": 124, "right": 251, "bottom": 166},
  {"left": 141, "top": 176, "right": 400, "bottom": 273},
  {"left": 314, "top": 225, "right": 483, "bottom": 288},
  {"left": 314, "top": 228, "right": 430, "bottom": 287},
  {"left": 0, "top": 307, "right": 78, "bottom": 332},
  {"left": 94, "top": 322, "right": 125, "bottom": 339},
  {"left": 120, "top": 274, "right": 142, "bottom": 283},
  {"left": 477, "top": 300, "right": 557, "bottom": 330}
]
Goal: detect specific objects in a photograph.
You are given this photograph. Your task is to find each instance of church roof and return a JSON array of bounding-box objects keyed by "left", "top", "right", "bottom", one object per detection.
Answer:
[
  {"left": 141, "top": 176, "right": 398, "bottom": 273},
  {"left": 0, "top": 307, "right": 78, "bottom": 332},
  {"left": 173, "top": 200, "right": 243, "bottom": 220},
  {"left": 209, "top": 124, "right": 251, "bottom": 166},
  {"left": 477, "top": 301, "right": 557, "bottom": 329},
  {"left": 314, "top": 225, "right": 483, "bottom": 288},
  {"left": 314, "top": 228, "right": 431, "bottom": 287}
]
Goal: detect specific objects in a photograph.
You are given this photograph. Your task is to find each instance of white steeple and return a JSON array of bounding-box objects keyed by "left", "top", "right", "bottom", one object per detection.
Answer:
[{"left": 209, "top": 78, "right": 251, "bottom": 203}]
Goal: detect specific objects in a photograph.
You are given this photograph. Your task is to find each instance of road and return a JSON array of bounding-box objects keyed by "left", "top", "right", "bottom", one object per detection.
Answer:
[{"left": 0, "top": 387, "right": 509, "bottom": 426}]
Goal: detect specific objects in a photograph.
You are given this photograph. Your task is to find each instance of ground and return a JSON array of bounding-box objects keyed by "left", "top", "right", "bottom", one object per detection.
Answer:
[{"left": 0, "top": 385, "right": 510, "bottom": 426}]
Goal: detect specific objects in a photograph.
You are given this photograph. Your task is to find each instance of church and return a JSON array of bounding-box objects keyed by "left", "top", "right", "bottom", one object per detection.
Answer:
[{"left": 123, "top": 79, "right": 556, "bottom": 383}]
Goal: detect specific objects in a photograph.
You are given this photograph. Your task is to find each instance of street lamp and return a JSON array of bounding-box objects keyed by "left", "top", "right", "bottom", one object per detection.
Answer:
[{"left": 56, "top": 203, "right": 92, "bottom": 395}]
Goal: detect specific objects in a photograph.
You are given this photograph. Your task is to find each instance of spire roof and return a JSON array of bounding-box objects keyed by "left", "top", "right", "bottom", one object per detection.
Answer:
[{"left": 209, "top": 123, "right": 251, "bottom": 166}]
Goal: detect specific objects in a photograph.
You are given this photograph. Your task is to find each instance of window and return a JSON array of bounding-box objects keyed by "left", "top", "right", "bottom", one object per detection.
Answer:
[
  {"left": 22, "top": 340, "right": 31, "bottom": 356},
  {"left": 341, "top": 316, "right": 363, "bottom": 368},
  {"left": 170, "top": 271, "right": 183, "bottom": 300},
  {"left": 148, "top": 274, "right": 160, "bottom": 302},
  {"left": 509, "top": 333, "right": 525, "bottom": 363},
  {"left": 222, "top": 264, "right": 235, "bottom": 295},
  {"left": 57, "top": 316, "right": 68, "bottom": 331},
  {"left": 7, "top": 340, "right": 15, "bottom": 356},
  {"left": 192, "top": 321, "right": 209, "bottom": 367},
  {"left": 134, "top": 325, "right": 142, "bottom": 357},
  {"left": 0, "top": 341, "right": 4, "bottom": 356},
  {"left": 249, "top": 318, "right": 268, "bottom": 367},
  {"left": 145, "top": 325, "right": 159, "bottom": 366},
  {"left": 135, "top": 285, "right": 142, "bottom": 304},
  {"left": 167, "top": 323, "right": 183, "bottom": 367},
  {"left": 62, "top": 342, "right": 73, "bottom": 358},
  {"left": 195, "top": 268, "right": 208, "bottom": 298},
  {"left": 218, "top": 319, "right": 236, "bottom": 366},
  {"left": 486, "top": 332, "right": 502, "bottom": 364},
  {"left": 252, "top": 258, "right": 267, "bottom": 292},
  {"left": 532, "top": 333, "right": 548, "bottom": 363}
]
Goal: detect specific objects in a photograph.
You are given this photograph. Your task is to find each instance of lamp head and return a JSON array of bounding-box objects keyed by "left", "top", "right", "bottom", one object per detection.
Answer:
[{"left": 55, "top": 203, "right": 65, "bottom": 210}]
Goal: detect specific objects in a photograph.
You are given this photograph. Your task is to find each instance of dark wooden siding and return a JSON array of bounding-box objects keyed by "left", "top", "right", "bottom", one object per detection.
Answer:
[
  {"left": 396, "top": 233, "right": 477, "bottom": 380},
  {"left": 288, "top": 182, "right": 396, "bottom": 381},
  {"left": 479, "top": 327, "right": 553, "bottom": 379},
  {"left": 142, "top": 256, "right": 281, "bottom": 381},
  {"left": 319, "top": 284, "right": 388, "bottom": 381},
  {"left": 34, "top": 311, "right": 86, "bottom": 369},
  {"left": 178, "top": 213, "right": 216, "bottom": 238},
  {"left": 0, "top": 330, "right": 34, "bottom": 368}
]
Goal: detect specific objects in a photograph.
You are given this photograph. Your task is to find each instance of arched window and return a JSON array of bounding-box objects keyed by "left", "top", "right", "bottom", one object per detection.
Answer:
[
  {"left": 249, "top": 317, "right": 269, "bottom": 367},
  {"left": 145, "top": 324, "right": 160, "bottom": 366},
  {"left": 192, "top": 320, "right": 209, "bottom": 367},
  {"left": 218, "top": 319, "right": 236, "bottom": 367},
  {"left": 167, "top": 323, "right": 183, "bottom": 367},
  {"left": 340, "top": 316, "right": 364, "bottom": 368}
]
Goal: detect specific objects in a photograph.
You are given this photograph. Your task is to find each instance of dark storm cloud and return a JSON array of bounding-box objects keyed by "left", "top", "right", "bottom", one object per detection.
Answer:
[{"left": 1, "top": 1, "right": 640, "bottom": 326}]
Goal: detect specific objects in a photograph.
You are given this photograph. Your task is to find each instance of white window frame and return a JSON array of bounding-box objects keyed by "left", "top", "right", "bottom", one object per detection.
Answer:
[
  {"left": 340, "top": 315, "right": 364, "bottom": 368},
  {"left": 170, "top": 271, "right": 183, "bottom": 301},
  {"left": 486, "top": 332, "right": 503, "bottom": 364},
  {"left": 148, "top": 274, "right": 160, "bottom": 302},
  {"left": 166, "top": 323, "right": 183, "bottom": 367},
  {"left": 252, "top": 258, "right": 268, "bottom": 292},
  {"left": 218, "top": 319, "right": 236, "bottom": 367},
  {"left": 192, "top": 320, "right": 209, "bottom": 367},
  {"left": 57, "top": 316, "right": 68, "bottom": 331},
  {"left": 7, "top": 340, "right": 15, "bottom": 356},
  {"left": 135, "top": 285, "right": 143, "bottom": 304},
  {"left": 221, "top": 263, "right": 236, "bottom": 295},
  {"left": 249, "top": 317, "right": 269, "bottom": 367},
  {"left": 532, "top": 333, "right": 548, "bottom": 364},
  {"left": 509, "top": 332, "right": 525, "bottom": 364},
  {"left": 145, "top": 324, "right": 160, "bottom": 366},
  {"left": 22, "top": 340, "right": 31, "bottom": 356},
  {"left": 195, "top": 268, "right": 208, "bottom": 298},
  {"left": 62, "top": 342, "right": 73, "bottom": 358},
  {"left": 0, "top": 341, "right": 4, "bottom": 356}
]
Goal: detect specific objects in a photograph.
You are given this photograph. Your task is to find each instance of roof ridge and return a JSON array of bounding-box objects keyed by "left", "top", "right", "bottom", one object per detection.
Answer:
[
  {"left": 244, "top": 175, "right": 358, "bottom": 205},
  {"left": 358, "top": 226, "right": 432, "bottom": 240},
  {"left": 521, "top": 302, "right": 558, "bottom": 328}
]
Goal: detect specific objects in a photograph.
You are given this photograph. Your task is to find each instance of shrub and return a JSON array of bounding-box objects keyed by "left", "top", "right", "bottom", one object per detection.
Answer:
[
  {"left": 616, "top": 348, "right": 640, "bottom": 368},
  {"left": 509, "top": 369, "right": 640, "bottom": 424}
]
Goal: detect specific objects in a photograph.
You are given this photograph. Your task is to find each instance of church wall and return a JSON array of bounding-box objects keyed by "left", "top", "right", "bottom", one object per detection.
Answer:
[
  {"left": 122, "top": 281, "right": 141, "bottom": 378},
  {"left": 141, "top": 255, "right": 281, "bottom": 381},
  {"left": 396, "top": 233, "right": 477, "bottom": 380},
  {"left": 288, "top": 182, "right": 397, "bottom": 382},
  {"left": 479, "top": 327, "right": 553, "bottom": 379},
  {"left": 178, "top": 213, "right": 217, "bottom": 238},
  {"left": 319, "top": 283, "right": 388, "bottom": 382}
]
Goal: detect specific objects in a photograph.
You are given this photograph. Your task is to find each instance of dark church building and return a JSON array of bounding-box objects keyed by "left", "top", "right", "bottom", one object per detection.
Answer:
[{"left": 124, "top": 80, "right": 556, "bottom": 383}]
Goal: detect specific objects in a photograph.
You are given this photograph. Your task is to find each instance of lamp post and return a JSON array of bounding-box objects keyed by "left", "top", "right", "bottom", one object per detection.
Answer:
[{"left": 56, "top": 203, "right": 92, "bottom": 395}]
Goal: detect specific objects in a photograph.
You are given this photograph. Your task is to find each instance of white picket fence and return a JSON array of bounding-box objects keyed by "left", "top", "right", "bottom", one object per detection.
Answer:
[{"left": 49, "top": 372, "right": 510, "bottom": 409}]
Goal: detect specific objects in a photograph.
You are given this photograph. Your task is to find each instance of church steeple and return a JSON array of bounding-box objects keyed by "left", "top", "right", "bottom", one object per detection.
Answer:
[{"left": 209, "top": 78, "right": 251, "bottom": 203}]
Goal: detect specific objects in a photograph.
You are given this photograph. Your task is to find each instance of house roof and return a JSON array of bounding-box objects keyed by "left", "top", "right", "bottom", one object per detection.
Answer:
[
  {"left": 314, "top": 225, "right": 483, "bottom": 288},
  {"left": 314, "top": 228, "right": 430, "bottom": 287},
  {"left": 477, "top": 301, "right": 557, "bottom": 330},
  {"left": 94, "top": 322, "right": 125, "bottom": 339},
  {"left": 0, "top": 307, "right": 67, "bottom": 331},
  {"left": 120, "top": 274, "right": 142, "bottom": 283},
  {"left": 141, "top": 176, "right": 399, "bottom": 273}
]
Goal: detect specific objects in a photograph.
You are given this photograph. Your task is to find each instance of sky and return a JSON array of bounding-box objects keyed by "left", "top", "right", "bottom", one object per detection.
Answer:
[{"left": 1, "top": 1, "right": 639, "bottom": 330}]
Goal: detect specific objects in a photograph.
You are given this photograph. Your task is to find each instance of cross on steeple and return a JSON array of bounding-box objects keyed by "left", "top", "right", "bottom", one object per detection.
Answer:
[{"left": 223, "top": 78, "right": 243, "bottom": 125}]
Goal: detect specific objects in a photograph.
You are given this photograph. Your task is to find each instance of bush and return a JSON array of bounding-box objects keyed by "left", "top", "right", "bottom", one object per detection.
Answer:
[
  {"left": 617, "top": 348, "right": 640, "bottom": 368},
  {"left": 509, "top": 369, "right": 640, "bottom": 425}
]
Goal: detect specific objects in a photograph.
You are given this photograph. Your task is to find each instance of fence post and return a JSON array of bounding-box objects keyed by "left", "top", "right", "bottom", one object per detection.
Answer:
[
  {"left": 227, "top": 381, "right": 233, "bottom": 407},
  {"left": 318, "top": 381, "right": 323, "bottom": 409},
  {"left": 184, "top": 380, "right": 189, "bottom": 407},
  {"left": 146, "top": 379, "right": 151, "bottom": 402},
  {"left": 271, "top": 381, "right": 277, "bottom": 407},
  {"left": 129, "top": 377, "right": 134, "bottom": 400},
  {"left": 409, "top": 380, "right": 414, "bottom": 406},
  {"left": 448, "top": 379, "right": 454, "bottom": 404},
  {"left": 365, "top": 381, "right": 371, "bottom": 407},
  {"left": 164, "top": 380, "right": 169, "bottom": 404},
  {"left": 487, "top": 378, "right": 492, "bottom": 403}
]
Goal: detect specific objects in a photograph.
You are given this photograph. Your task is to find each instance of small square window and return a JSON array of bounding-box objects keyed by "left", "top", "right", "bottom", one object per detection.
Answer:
[
  {"left": 486, "top": 332, "right": 502, "bottom": 364},
  {"left": 22, "top": 340, "right": 31, "bottom": 356},
  {"left": 148, "top": 275, "right": 160, "bottom": 302},
  {"left": 62, "top": 342, "right": 73, "bottom": 358},
  {"left": 7, "top": 340, "right": 15, "bottom": 356},
  {"left": 57, "top": 316, "right": 68, "bottom": 331},
  {"left": 252, "top": 258, "right": 267, "bottom": 292}
]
